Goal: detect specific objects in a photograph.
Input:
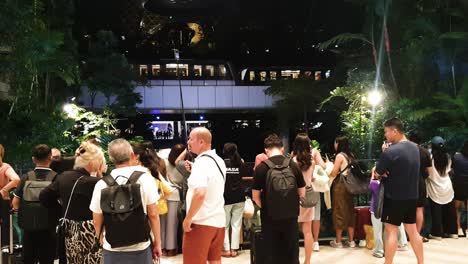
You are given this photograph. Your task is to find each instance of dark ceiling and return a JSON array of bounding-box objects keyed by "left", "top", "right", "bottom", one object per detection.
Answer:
[{"left": 74, "top": 0, "right": 364, "bottom": 67}]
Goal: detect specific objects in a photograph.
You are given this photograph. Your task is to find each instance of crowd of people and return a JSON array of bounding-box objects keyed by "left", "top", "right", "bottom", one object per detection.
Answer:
[{"left": 0, "top": 118, "right": 467, "bottom": 264}]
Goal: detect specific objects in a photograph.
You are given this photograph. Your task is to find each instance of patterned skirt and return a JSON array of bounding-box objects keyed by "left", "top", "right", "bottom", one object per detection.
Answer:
[{"left": 63, "top": 219, "right": 102, "bottom": 264}]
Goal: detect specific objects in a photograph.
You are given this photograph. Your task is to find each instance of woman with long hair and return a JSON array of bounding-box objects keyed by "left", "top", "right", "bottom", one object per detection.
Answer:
[
  {"left": 453, "top": 140, "right": 468, "bottom": 236},
  {"left": 426, "top": 137, "right": 457, "bottom": 239},
  {"left": 40, "top": 141, "right": 106, "bottom": 264},
  {"left": 131, "top": 142, "right": 174, "bottom": 255},
  {"left": 161, "top": 144, "right": 186, "bottom": 256},
  {"left": 291, "top": 133, "right": 316, "bottom": 264},
  {"left": 222, "top": 143, "right": 245, "bottom": 257},
  {"left": 328, "top": 136, "right": 356, "bottom": 248}
]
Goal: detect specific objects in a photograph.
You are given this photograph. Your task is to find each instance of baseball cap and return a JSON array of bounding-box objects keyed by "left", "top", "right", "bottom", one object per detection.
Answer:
[{"left": 431, "top": 136, "right": 445, "bottom": 146}]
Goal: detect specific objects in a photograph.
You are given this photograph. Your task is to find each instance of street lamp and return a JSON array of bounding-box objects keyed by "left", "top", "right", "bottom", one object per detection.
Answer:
[
  {"left": 367, "top": 90, "right": 382, "bottom": 107},
  {"left": 63, "top": 103, "right": 79, "bottom": 119},
  {"left": 174, "top": 49, "right": 188, "bottom": 142}
]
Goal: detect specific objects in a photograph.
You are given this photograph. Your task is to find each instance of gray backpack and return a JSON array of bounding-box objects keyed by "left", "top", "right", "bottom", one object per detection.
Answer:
[{"left": 19, "top": 171, "right": 57, "bottom": 231}]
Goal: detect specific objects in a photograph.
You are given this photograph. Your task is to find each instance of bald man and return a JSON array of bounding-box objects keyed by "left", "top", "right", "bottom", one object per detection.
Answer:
[{"left": 182, "top": 127, "right": 227, "bottom": 264}]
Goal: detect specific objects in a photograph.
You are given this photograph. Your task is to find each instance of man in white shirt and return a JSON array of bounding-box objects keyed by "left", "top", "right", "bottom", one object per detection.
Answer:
[
  {"left": 183, "top": 127, "right": 226, "bottom": 264},
  {"left": 89, "top": 139, "right": 162, "bottom": 263}
]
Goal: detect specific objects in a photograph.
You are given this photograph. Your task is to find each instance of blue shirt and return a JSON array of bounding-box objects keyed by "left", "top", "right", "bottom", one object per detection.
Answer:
[{"left": 376, "top": 141, "right": 420, "bottom": 200}]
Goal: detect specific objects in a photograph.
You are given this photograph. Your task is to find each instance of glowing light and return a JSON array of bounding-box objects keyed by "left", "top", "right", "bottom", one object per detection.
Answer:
[
  {"left": 368, "top": 91, "right": 382, "bottom": 107},
  {"left": 63, "top": 103, "right": 79, "bottom": 119}
]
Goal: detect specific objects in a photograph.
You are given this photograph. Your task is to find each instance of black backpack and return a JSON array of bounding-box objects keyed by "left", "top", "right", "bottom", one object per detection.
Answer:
[
  {"left": 19, "top": 170, "right": 57, "bottom": 231},
  {"left": 100, "top": 171, "right": 150, "bottom": 248},
  {"left": 263, "top": 158, "right": 299, "bottom": 220}
]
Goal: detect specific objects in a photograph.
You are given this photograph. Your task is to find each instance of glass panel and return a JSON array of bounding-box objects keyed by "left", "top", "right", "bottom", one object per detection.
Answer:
[
  {"left": 166, "top": 64, "right": 189, "bottom": 77},
  {"left": 204, "top": 65, "right": 215, "bottom": 77},
  {"left": 194, "top": 65, "right": 202, "bottom": 77},
  {"left": 249, "top": 71, "right": 255, "bottom": 81},
  {"left": 151, "top": 65, "right": 160, "bottom": 77},
  {"left": 281, "top": 70, "right": 300, "bottom": 80},
  {"left": 260, "top": 71, "right": 267, "bottom": 81},
  {"left": 218, "top": 65, "right": 226, "bottom": 77},
  {"left": 315, "top": 71, "right": 322, "bottom": 80},
  {"left": 270, "top": 71, "right": 277, "bottom": 80},
  {"left": 139, "top": 65, "right": 148, "bottom": 77}
]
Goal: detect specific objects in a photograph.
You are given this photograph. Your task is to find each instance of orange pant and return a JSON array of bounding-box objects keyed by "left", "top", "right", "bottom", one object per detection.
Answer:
[{"left": 183, "top": 224, "right": 225, "bottom": 264}]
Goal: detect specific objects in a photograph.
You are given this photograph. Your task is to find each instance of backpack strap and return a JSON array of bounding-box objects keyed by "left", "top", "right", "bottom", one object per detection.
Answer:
[
  {"left": 263, "top": 158, "right": 290, "bottom": 169},
  {"left": 127, "top": 171, "right": 145, "bottom": 184},
  {"left": 337, "top": 152, "right": 352, "bottom": 175},
  {"left": 27, "top": 171, "right": 36, "bottom": 181},
  {"left": 102, "top": 175, "right": 117, "bottom": 187},
  {"left": 199, "top": 154, "right": 225, "bottom": 180},
  {"left": 45, "top": 171, "right": 57, "bottom": 181},
  {"left": 282, "top": 157, "right": 291, "bottom": 168},
  {"left": 263, "top": 159, "right": 275, "bottom": 169}
]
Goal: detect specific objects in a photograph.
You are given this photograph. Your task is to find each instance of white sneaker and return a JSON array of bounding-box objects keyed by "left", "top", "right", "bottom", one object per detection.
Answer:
[
  {"left": 429, "top": 234, "right": 442, "bottom": 241},
  {"left": 348, "top": 241, "right": 356, "bottom": 248},
  {"left": 397, "top": 245, "right": 409, "bottom": 251},
  {"left": 458, "top": 228, "right": 464, "bottom": 236},
  {"left": 449, "top": 234, "right": 459, "bottom": 239},
  {"left": 330, "top": 240, "right": 343, "bottom": 248},
  {"left": 313, "top": 241, "right": 320, "bottom": 252}
]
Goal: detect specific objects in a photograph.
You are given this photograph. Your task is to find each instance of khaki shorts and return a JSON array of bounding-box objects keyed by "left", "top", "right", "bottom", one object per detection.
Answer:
[{"left": 183, "top": 224, "right": 224, "bottom": 264}]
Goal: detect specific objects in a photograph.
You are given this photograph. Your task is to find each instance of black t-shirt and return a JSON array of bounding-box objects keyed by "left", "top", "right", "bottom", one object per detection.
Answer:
[
  {"left": 376, "top": 141, "right": 420, "bottom": 200},
  {"left": 453, "top": 153, "right": 468, "bottom": 178},
  {"left": 223, "top": 159, "right": 246, "bottom": 205},
  {"left": 417, "top": 146, "right": 431, "bottom": 197},
  {"left": 40, "top": 168, "right": 100, "bottom": 221},
  {"left": 252, "top": 155, "right": 306, "bottom": 220}
]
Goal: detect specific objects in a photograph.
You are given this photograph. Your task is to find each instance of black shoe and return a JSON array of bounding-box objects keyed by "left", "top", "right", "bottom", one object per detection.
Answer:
[{"left": 422, "top": 237, "right": 429, "bottom": 243}]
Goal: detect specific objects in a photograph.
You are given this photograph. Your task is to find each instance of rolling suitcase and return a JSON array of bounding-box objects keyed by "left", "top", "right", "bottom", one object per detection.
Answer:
[
  {"left": 1, "top": 212, "right": 20, "bottom": 264},
  {"left": 354, "top": 206, "right": 371, "bottom": 241},
  {"left": 250, "top": 226, "right": 267, "bottom": 264}
]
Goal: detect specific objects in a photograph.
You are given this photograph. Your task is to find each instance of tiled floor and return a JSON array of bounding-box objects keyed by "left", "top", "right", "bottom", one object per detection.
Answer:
[{"left": 157, "top": 237, "right": 468, "bottom": 264}]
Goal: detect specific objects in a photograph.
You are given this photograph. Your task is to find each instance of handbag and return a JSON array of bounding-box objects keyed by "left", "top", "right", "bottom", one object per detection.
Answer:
[
  {"left": 243, "top": 197, "right": 254, "bottom": 219},
  {"left": 301, "top": 185, "right": 319, "bottom": 208},
  {"left": 339, "top": 153, "right": 370, "bottom": 195},
  {"left": 56, "top": 176, "right": 84, "bottom": 236},
  {"left": 157, "top": 180, "right": 169, "bottom": 215},
  {"left": 374, "top": 180, "right": 385, "bottom": 219}
]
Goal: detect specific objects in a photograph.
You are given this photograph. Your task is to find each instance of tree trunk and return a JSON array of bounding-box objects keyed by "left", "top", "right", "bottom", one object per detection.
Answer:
[{"left": 45, "top": 72, "right": 50, "bottom": 107}]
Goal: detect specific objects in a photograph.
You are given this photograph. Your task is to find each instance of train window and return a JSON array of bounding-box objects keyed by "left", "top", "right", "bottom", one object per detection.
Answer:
[
  {"left": 205, "top": 65, "right": 215, "bottom": 77},
  {"left": 139, "top": 65, "right": 148, "bottom": 77},
  {"left": 315, "top": 71, "right": 322, "bottom": 80},
  {"left": 194, "top": 65, "right": 202, "bottom": 77},
  {"left": 249, "top": 71, "right": 255, "bottom": 81},
  {"left": 260, "top": 71, "right": 267, "bottom": 81},
  {"left": 166, "top": 64, "right": 189, "bottom": 77},
  {"left": 151, "top": 65, "right": 160, "bottom": 77},
  {"left": 304, "top": 71, "right": 312, "bottom": 77},
  {"left": 270, "top": 71, "right": 277, "bottom": 80},
  {"left": 281, "top": 70, "right": 300, "bottom": 79},
  {"left": 218, "top": 65, "right": 227, "bottom": 77},
  {"left": 325, "top": 70, "right": 331, "bottom": 78}
]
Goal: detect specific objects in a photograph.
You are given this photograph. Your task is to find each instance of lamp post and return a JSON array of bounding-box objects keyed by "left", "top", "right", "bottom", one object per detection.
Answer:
[
  {"left": 174, "top": 49, "right": 188, "bottom": 142},
  {"left": 366, "top": 90, "right": 383, "bottom": 159}
]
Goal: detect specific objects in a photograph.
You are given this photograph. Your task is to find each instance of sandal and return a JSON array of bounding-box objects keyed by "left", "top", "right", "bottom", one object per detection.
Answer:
[
  {"left": 231, "top": 249, "right": 238, "bottom": 257},
  {"left": 221, "top": 250, "right": 231, "bottom": 257}
]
